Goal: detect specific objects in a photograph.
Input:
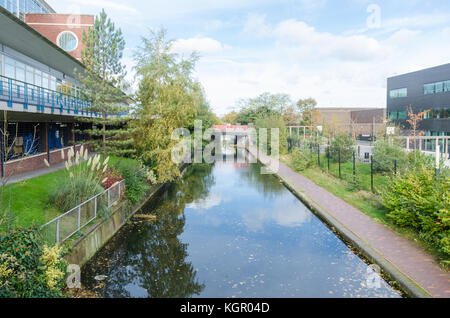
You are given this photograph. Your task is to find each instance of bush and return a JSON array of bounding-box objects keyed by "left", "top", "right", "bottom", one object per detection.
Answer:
[
  {"left": 372, "top": 139, "right": 407, "bottom": 173},
  {"left": 50, "top": 177, "right": 105, "bottom": 212},
  {"left": 255, "top": 115, "right": 288, "bottom": 155},
  {"left": 329, "top": 134, "right": 355, "bottom": 162},
  {"left": 113, "top": 159, "right": 149, "bottom": 204},
  {"left": 102, "top": 166, "right": 123, "bottom": 189},
  {"left": 381, "top": 166, "right": 450, "bottom": 257},
  {"left": 0, "top": 227, "right": 67, "bottom": 298},
  {"left": 291, "top": 149, "right": 314, "bottom": 172},
  {"left": 49, "top": 151, "right": 109, "bottom": 212}
]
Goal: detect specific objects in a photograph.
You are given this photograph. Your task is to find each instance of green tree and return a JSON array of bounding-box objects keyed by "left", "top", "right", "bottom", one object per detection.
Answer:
[
  {"left": 76, "top": 9, "right": 130, "bottom": 155},
  {"left": 236, "top": 92, "right": 292, "bottom": 124},
  {"left": 133, "top": 29, "right": 209, "bottom": 182},
  {"left": 297, "top": 98, "right": 317, "bottom": 127}
]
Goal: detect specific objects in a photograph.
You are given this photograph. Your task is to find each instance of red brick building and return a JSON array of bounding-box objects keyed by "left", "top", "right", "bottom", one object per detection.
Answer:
[{"left": 25, "top": 14, "right": 94, "bottom": 60}]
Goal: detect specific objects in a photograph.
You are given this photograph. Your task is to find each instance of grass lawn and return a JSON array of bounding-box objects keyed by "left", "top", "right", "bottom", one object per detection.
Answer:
[
  {"left": 281, "top": 154, "right": 449, "bottom": 269},
  {"left": 0, "top": 155, "right": 138, "bottom": 230}
]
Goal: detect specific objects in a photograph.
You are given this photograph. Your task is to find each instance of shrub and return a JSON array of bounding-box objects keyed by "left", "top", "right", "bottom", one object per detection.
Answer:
[
  {"left": 113, "top": 159, "right": 149, "bottom": 204},
  {"left": 49, "top": 149, "right": 109, "bottom": 212},
  {"left": 329, "top": 134, "right": 355, "bottom": 162},
  {"left": 0, "top": 227, "right": 67, "bottom": 298},
  {"left": 102, "top": 166, "right": 123, "bottom": 189},
  {"left": 372, "top": 139, "right": 407, "bottom": 173},
  {"left": 381, "top": 166, "right": 450, "bottom": 257},
  {"left": 346, "top": 172, "right": 363, "bottom": 192},
  {"left": 291, "top": 148, "right": 314, "bottom": 172},
  {"left": 255, "top": 115, "right": 288, "bottom": 155}
]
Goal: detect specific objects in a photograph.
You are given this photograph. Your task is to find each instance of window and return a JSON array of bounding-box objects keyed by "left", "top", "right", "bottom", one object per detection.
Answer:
[
  {"left": 57, "top": 32, "right": 78, "bottom": 52},
  {"left": 435, "top": 82, "right": 444, "bottom": 93},
  {"left": 424, "top": 83, "right": 435, "bottom": 95},
  {"left": 444, "top": 81, "right": 450, "bottom": 92},
  {"left": 390, "top": 88, "right": 407, "bottom": 99},
  {"left": 424, "top": 80, "right": 450, "bottom": 95},
  {"left": 398, "top": 111, "right": 407, "bottom": 120}
]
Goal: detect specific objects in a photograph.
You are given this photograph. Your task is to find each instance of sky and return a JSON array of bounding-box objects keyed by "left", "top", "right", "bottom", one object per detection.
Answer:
[{"left": 46, "top": 0, "right": 450, "bottom": 116}]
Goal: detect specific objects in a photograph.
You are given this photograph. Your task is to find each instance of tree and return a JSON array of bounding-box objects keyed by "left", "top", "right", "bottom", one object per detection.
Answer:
[
  {"left": 76, "top": 9, "right": 129, "bottom": 155},
  {"left": 296, "top": 98, "right": 317, "bottom": 127},
  {"left": 236, "top": 93, "right": 292, "bottom": 124},
  {"left": 221, "top": 111, "right": 238, "bottom": 125},
  {"left": 133, "top": 29, "right": 210, "bottom": 182},
  {"left": 406, "top": 106, "right": 427, "bottom": 163},
  {"left": 282, "top": 106, "right": 299, "bottom": 126}
]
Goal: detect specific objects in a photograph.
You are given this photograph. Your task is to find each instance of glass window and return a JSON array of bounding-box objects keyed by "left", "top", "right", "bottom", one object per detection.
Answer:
[
  {"left": 389, "top": 88, "right": 407, "bottom": 98},
  {"left": 444, "top": 81, "right": 450, "bottom": 92},
  {"left": 57, "top": 32, "right": 78, "bottom": 52},
  {"left": 26, "top": 67, "right": 34, "bottom": 84},
  {"left": 5, "top": 63, "right": 15, "bottom": 78},
  {"left": 424, "top": 83, "right": 435, "bottom": 95},
  {"left": 398, "top": 111, "right": 407, "bottom": 120},
  {"left": 16, "top": 68, "right": 25, "bottom": 82},
  {"left": 42, "top": 73, "right": 49, "bottom": 89},
  {"left": 435, "top": 82, "right": 444, "bottom": 93}
]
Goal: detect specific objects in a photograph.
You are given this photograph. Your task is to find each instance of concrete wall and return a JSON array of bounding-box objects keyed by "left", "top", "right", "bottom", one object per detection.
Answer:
[{"left": 65, "top": 184, "right": 163, "bottom": 267}]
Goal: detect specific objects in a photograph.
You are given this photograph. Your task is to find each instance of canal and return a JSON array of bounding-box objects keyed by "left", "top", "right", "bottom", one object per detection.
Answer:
[{"left": 81, "top": 154, "right": 401, "bottom": 298}]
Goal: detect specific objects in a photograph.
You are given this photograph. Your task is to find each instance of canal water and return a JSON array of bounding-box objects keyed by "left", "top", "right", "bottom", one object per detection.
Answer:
[{"left": 81, "top": 155, "right": 401, "bottom": 298}]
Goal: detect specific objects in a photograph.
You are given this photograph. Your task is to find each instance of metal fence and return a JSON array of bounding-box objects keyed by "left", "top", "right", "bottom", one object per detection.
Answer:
[{"left": 41, "top": 179, "right": 125, "bottom": 244}]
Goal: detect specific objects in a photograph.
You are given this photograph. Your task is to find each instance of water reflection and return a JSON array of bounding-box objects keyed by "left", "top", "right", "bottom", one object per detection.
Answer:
[
  {"left": 82, "top": 160, "right": 401, "bottom": 298},
  {"left": 82, "top": 164, "right": 215, "bottom": 297}
]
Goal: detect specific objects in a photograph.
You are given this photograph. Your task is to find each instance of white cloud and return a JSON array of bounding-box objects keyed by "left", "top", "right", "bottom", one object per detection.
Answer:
[{"left": 171, "top": 37, "right": 227, "bottom": 55}]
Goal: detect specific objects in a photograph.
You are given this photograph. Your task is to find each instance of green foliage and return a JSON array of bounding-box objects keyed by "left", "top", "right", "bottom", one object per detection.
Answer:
[
  {"left": 407, "top": 150, "right": 435, "bottom": 170},
  {"left": 255, "top": 114, "right": 288, "bottom": 155},
  {"left": 381, "top": 167, "right": 450, "bottom": 257},
  {"left": 372, "top": 139, "right": 407, "bottom": 173},
  {"left": 296, "top": 98, "right": 317, "bottom": 126},
  {"left": 291, "top": 148, "right": 314, "bottom": 172},
  {"left": 112, "top": 159, "right": 149, "bottom": 204},
  {"left": 48, "top": 150, "right": 108, "bottom": 212},
  {"left": 346, "top": 172, "right": 363, "bottom": 192},
  {"left": 77, "top": 9, "right": 130, "bottom": 154},
  {"left": 329, "top": 134, "right": 355, "bottom": 162},
  {"left": 236, "top": 92, "right": 292, "bottom": 125},
  {"left": 0, "top": 227, "right": 67, "bottom": 298},
  {"left": 133, "top": 29, "right": 215, "bottom": 183}
]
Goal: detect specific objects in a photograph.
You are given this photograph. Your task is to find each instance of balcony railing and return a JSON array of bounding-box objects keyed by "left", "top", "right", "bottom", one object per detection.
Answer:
[{"left": 0, "top": 74, "right": 101, "bottom": 117}]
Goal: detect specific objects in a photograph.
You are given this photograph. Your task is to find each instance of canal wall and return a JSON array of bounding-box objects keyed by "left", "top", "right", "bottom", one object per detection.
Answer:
[
  {"left": 64, "top": 183, "right": 164, "bottom": 267},
  {"left": 65, "top": 164, "right": 190, "bottom": 267},
  {"left": 247, "top": 146, "right": 432, "bottom": 298}
]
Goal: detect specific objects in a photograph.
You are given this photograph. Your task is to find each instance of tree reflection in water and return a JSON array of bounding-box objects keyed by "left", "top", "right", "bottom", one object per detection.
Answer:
[{"left": 82, "top": 164, "right": 215, "bottom": 298}]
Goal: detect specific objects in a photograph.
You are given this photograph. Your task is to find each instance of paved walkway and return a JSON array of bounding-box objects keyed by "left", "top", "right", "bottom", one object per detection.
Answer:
[{"left": 250, "top": 146, "right": 450, "bottom": 298}]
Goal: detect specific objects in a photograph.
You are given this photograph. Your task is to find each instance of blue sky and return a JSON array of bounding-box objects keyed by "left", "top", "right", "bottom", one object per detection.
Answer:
[{"left": 46, "top": 0, "right": 450, "bottom": 115}]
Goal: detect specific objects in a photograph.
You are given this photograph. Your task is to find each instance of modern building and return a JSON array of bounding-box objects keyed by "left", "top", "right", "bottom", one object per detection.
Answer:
[
  {"left": 0, "top": 4, "right": 112, "bottom": 177},
  {"left": 315, "top": 107, "right": 386, "bottom": 138},
  {"left": 0, "top": 0, "right": 55, "bottom": 20},
  {"left": 387, "top": 64, "right": 450, "bottom": 136}
]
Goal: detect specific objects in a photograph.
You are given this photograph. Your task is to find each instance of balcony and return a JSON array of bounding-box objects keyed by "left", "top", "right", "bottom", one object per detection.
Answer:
[{"left": 0, "top": 74, "right": 102, "bottom": 118}]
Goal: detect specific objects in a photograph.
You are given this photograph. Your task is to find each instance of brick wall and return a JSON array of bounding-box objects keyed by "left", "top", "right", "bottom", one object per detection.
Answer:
[
  {"left": 25, "top": 14, "right": 94, "bottom": 60},
  {"left": 4, "top": 144, "right": 89, "bottom": 177}
]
